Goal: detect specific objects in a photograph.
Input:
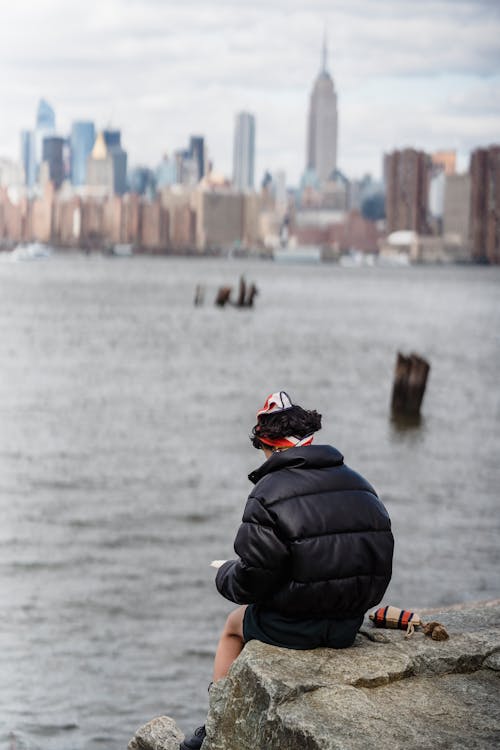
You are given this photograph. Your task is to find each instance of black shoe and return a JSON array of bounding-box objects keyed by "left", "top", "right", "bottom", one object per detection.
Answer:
[{"left": 180, "top": 725, "right": 206, "bottom": 750}]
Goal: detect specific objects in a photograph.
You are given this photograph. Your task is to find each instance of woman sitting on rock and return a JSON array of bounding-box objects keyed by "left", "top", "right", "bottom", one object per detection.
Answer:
[{"left": 181, "top": 390, "right": 394, "bottom": 750}]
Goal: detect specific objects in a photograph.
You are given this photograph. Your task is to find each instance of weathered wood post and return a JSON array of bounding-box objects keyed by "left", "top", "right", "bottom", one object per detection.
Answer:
[
  {"left": 245, "top": 283, "right": 258, "bottom": 307},
  {"left": 215, "top": 286, "right": 232, "bottom": 307},
  {"left": 236, "top": 276, "right": 246, "bottom": 307},
  {"left": 391, "top": 352, "right": 430, "bottom": 417}
]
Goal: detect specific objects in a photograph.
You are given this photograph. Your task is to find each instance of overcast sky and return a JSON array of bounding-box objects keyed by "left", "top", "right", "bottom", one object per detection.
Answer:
[{"left": 1, "top": 0, "right": 499, "bottom": 184}]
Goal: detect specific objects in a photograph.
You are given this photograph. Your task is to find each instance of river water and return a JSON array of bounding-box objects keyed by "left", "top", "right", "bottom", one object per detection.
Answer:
[{"left": 0, "top": 255, "right": 499, "bottom": 749}]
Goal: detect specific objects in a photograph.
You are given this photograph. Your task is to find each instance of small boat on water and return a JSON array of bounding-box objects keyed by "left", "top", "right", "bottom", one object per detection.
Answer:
[{"left": 8, "top": 242, "right": 53, "bottom": 261}]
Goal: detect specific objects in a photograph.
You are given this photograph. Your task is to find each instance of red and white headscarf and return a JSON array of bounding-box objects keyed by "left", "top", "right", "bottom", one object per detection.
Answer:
[{"left": 256, "top": 391, "right": 315, "bottom": 449}]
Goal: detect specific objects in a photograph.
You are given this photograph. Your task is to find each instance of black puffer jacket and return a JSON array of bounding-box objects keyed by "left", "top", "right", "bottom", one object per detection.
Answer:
[{"left": 216, "top": 445, "right": 394, "bottom": 619}]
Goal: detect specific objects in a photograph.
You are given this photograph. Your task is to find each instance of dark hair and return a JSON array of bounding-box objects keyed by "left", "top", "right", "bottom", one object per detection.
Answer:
[{"left": 251, "top": 405, "right": 322, "bottom": 449}]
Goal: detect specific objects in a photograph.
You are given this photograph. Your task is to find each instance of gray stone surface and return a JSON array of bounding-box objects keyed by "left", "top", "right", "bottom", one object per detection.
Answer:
[
  {"left": 128, "top": 715, "right": 184, "bottom": 750},
  {"left": 128, "top": 602, "right": 500, "bottom": 750}
]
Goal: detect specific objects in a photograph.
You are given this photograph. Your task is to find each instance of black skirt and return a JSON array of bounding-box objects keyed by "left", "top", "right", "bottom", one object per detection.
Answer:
[{"left": 243, "top": 605, "right": 363, "bottom": 650}]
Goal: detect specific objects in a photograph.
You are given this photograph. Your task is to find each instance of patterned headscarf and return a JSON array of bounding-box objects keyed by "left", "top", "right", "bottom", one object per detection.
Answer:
[{"left": 256, "top": 391, "right": 315, "bottom": 449}]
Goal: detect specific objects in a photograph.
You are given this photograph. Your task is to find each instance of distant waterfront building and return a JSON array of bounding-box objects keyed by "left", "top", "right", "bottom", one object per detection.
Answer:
[
  {"left": 34, "top": 99, "right": 56, "bottom": 180},
  {"left": 103, "top": 129, "right": 121, "bottom": 149},
  {"left": 174, "top": 149, "right": 199, "bottom": 187},
  {"left": 102, "top": 129, "right": 128, "bottom": 194},
  {"left": 443, "top": 174, "right": 471, "bottom": 250},
  {"left": 432, "top": 150, "right": 456, "bottom": 177},
  {"left": 233, "top": 112, "right": 255, "bottom": 191},
  {"left": 189, "top": 136, "right": 206, "bottom": 181},
  {"left": 36, "top": 99, "right": 56, "bottom": 131},
  {"left": 156, "top": 154, "right": 178, "bottom": 188},
  {"left": 194, "top": 189, "right": 244, "bottom": 252},
  {"left": 469, "top": 145, "right": 500, "bottom": 264},
  {"left": 70, "top": 121, "right": 95, "bottom": 186},
  {"left": 273, "top": 170, "right": 287, "bottom": 214},
  {"left": 110, "top": 147, "right": 127, "bottom": 195},
  {"left": 384, "top": 148, "right": 432, "bottom": 234},
  {"left": 306, "top": 34, "right": 338, "bottom": 183},
  {"left": 42, "top": 136, "right": 65, "bottom": 189},
  {"left": 129, "top": 166, "right": 156, "bottom": 196},
  {"left": 429, "top": 151, "right": 456, "bottom": 230},
  {"left": 20, "top": 98, "right": 56, "bottom": 188},
  {"left": 0, "top": 158, "right": 24, "bottom": 188},
  {"left": 21, "top": 130, "right": 36, "bottom": 188},
  {"left": 87, "top": 131, "right": 114, "bottom": 194}
]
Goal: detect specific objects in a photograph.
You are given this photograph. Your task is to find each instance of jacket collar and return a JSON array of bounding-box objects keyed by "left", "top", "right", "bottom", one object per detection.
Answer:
[{"left": 248, "top": 444, "right": 344, "bottom": 485}]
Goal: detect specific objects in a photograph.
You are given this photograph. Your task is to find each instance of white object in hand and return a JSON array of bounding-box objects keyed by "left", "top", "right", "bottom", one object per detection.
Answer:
[{"left": 210, "top": 560, "right": 227, "bottom": 569}]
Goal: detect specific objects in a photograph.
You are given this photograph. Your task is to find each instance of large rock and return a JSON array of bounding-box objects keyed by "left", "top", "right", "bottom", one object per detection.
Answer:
[
  {"left": 128, "top": 716, "right": 184, "bottom": 750},
  {"left": 129, "top": 602, "right": 500, "bottom": 750}
]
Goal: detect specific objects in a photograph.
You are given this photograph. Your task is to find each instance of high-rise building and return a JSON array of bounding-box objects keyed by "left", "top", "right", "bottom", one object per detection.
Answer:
[
  {"left": 20, "top": 98, "right": 56, "bottom": 188},
  {"left": 189, "top": 136, "right": 205, "bottom": 181},
  {"left": 42, "top": 136, "right": 65, "bottom": 189},
  {"left": 233, "top": 112, "right": 255, "bottom": 191},
  {"left": 36, "top": 99, "right": 55, "bottom": 131},
  {"left": 103, "top": 129, "right": 121, "bottom": 149},
  {"left": 87, "top": 131, "right": 114, "bottom": 194},
  {"left": 21, "top": 130, "right": 36, "bottom": 188},
  {"left": 469, "top": 145, "right": 500, "bottom": 264},
  {"left": 306, "top": 34, "right": 338, "bottom": 183},
  {"left": 129, "top": 166, "right": 156, "bottom": 196},
  {"left": 34, "top": 99, "right": 56, "bottom": 179},
  {"left": 156, "top": 154, "right": 177, "bottom": 188},
  {"left": 71, "top": 121, "right": 95, "bottom": 186},
  {"left": 102, "top": 129, "right": 127, "bottom": 194},
  {"left": 443, "top": 174, "right": 471, "bottom": 248},
  {"left": 384, "top": 148, "right": 432, "bottom": 234}
]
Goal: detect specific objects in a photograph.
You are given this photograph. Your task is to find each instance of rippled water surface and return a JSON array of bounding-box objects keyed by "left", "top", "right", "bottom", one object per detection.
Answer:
[{"left": 0, "top": 255, "right": 499, "bottom": 749}]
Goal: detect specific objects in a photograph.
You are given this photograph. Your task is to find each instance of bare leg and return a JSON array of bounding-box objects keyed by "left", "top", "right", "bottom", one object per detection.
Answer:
[{"left": 213, "top": 606, "right": 247, "bottom": 682}]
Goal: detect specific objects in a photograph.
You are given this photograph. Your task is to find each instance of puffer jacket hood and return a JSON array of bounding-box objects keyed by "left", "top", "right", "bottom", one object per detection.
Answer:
[{"left": 216, "top": 444, "right": 394, "bottom": 619}]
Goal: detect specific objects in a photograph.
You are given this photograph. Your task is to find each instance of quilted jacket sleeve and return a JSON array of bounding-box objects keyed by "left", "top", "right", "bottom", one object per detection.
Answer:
[{"left": 215, "top": 495, "right": 289, "bottom": 605}]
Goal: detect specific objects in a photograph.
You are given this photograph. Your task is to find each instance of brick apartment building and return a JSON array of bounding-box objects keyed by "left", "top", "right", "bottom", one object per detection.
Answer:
[
  {"left": 384, "top": 148, "right": 432, "bottom": 234},
  {"left": 470, "top": 145, "right": 500, "bottom": 264}
]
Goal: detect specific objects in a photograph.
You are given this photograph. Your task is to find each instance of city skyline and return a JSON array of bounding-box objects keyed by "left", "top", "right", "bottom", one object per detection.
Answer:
[{"left": 1, "top": 0, "right": 499, "bottom": 184}]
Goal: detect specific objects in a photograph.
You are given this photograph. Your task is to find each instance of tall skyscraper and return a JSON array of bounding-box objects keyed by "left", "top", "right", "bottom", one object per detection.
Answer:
[
  {"left": 71, "top": 121, "right": 95, "bottom": 186},
  {"left": 42, "top": 136, "right": 65, "bottom": 189},
  {"left": 233, "top": 112, "right": 255, "bottom": 191},
  {"left": 102, "top": 129, "right": 127, "bottom": 194},
  {"left": 87, "top": 131, "right": 114, "bottom": 194},
  {"left": 21, "top": 130, "right": 36, "bottom": 188},
  {"left": 189, "top": 135, "right": 205, "bottom": 181},
  {"left": 34, "top": 99, "right": 56, "bottom": 177},
  {"left": 156, "top": 154, "right": 177, "bottom": 188},
  {"left": 36, "top": 99, "right": 55, "bottom": 131},
  {"left": 306, "top": 34, "right": 338, "bottom": 183},
  {"left": 103, "top": 129, "right": 121, "bottom": 149},
  {"left": 21, "top": 98, "right": 56, "bottom": 188}
]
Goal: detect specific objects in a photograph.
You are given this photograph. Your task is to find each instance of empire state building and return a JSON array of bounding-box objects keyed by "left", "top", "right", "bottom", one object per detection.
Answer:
[{"left": 306, "top": 36, "right": 338, "bottom": 183}]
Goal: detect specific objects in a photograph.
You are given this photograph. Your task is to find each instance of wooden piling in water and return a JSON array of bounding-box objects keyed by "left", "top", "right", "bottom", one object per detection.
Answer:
[
  {"left": 215, "top": 286, "right": 232, "bottom": 307},
  {"left": 236, "top": 276, "right": 246, "bottom": 307},
  {"left": 245, "top": 283, "right": 258, "bottom": 307},
  {"left": 213, "top": 277, "right": 259, "bottom": 308},
  {"left": 391, "top": 352, "right": 430, "bottom": 416}
]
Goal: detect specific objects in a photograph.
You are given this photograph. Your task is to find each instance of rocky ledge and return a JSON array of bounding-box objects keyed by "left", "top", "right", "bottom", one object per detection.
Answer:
[{"left": 129, "top": 601, "right": 500, "bottom": 750}]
